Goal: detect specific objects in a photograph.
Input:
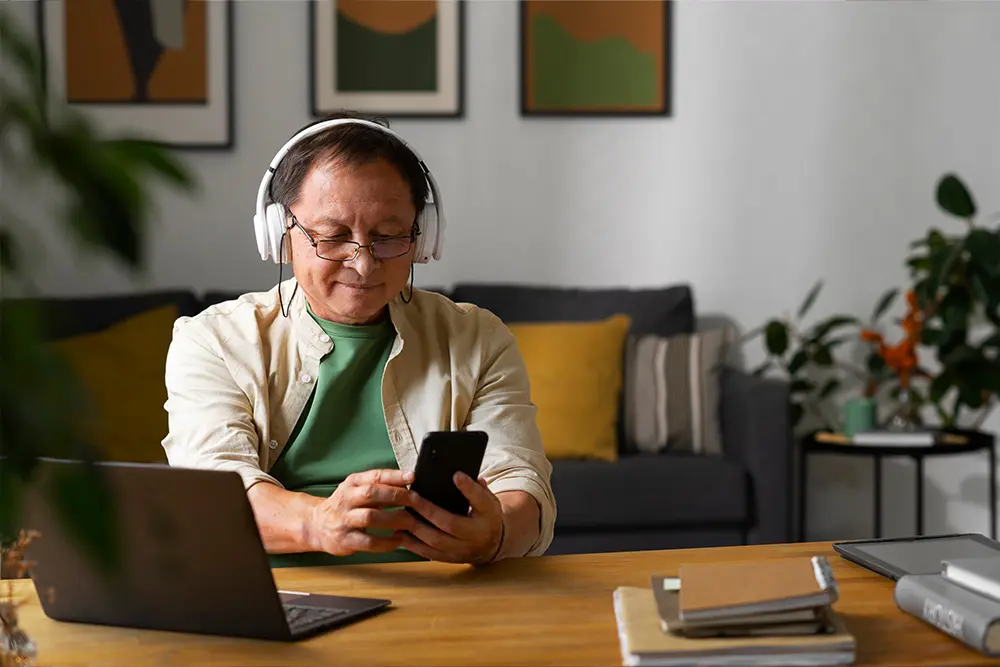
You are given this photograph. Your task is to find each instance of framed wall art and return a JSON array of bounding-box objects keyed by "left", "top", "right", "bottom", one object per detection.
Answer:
[
  {"left": 37, "top": 0, "right": 234, "bottom": 149},
  {"left": 520, "top": 0, "right": 672, "bottom": 117},
  {"left": 310, "top": 0, "right": 465, "bottom": 118}
]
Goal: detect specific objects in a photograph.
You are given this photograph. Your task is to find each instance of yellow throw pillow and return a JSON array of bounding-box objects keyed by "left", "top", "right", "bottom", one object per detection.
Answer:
[
  {"left": 52, "top": 305, "right": 179, "bottom": 463},
  {"left": 508, "top": 314, "right": 632, "bottom": 462}
]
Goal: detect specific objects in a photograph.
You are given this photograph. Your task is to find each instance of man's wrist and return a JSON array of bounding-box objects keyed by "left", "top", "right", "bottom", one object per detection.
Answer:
[{"left": 476, "top": 515, "right": 506, "bottom": 566}]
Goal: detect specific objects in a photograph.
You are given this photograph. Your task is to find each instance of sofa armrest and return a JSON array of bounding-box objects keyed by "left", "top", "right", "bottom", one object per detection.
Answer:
[{"left": 719, "top": 366, "right": 793, "bottom": 545}]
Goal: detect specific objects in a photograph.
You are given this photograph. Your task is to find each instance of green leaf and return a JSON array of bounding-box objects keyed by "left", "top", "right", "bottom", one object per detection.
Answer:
[
  {"left": 813, "top": 346, "right": 834, "bottom": 367},
  {"left": 797, "top": 280, "right": 823, "bottom": 319},
  {"left": 53, "top": 464, "right": 121, "bottom": 579},
  {"left": 929, "top": 374, "right": 952, "bottom": 404},
  {"left": 819, "top": 378, "right": 841, "bottom": 399},
  {"left": 907, "top": 256, "right": 931, "bottom": 274},
  {"left": 871, "top": 288, "right": 899, "bottom": 322},
  {"left": 920, "top": 243, "right": 968, "bottom": 320},
  {"left": 791, "top": 379, "right": 816, "bottom": 395},
  {"left": 936, "top": 174, "right": 977, "bottom": 219},
  {"left": 790, "top": 402, "right": 805, "bottom": 427},
  {"left": 809, "top": 316, "right": 858, "bottom": 342},
  {"left": 0, "top": 227, "right": 17, "bottom": 271},
  {"left": 921, "top": 327, "right": 945, "bottom": 346},
  {"left": 765, "top": 320, "right": 789, "bottom": 357},
  {"left": 107, "top": 138, "right": 196, "bottom": 190},
  {"left": 787, "top": 350, "right": 809, "bottom": 375},
  {"left": 0, "top": 467, "right": 23, "bottom": 546},
  {"left": 867, "top": 352, "right": 887, "bottom": 375},
  {"left": 966, "top": 228, "right": 1000, "bottom": 276}
]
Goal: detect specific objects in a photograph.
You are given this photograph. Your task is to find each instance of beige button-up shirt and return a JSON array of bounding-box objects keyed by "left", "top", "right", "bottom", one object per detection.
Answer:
[{"left": 161, "top": 279, "right": 556, "bottom": 556}]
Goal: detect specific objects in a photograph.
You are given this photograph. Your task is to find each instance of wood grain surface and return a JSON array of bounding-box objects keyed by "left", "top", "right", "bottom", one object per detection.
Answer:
[{"left": 11, "top": 541, "right": 1000, "bottom": 666}]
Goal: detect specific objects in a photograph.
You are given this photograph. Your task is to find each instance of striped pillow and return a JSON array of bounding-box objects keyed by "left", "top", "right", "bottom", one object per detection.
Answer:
[{"left": 623, "top": 327, "right": 734, "bottom": 456}]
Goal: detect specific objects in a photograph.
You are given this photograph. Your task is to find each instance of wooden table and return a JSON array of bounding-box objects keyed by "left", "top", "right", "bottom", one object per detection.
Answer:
[{"left": 10, "top": 541, "right": 1000, "bottom": 666}]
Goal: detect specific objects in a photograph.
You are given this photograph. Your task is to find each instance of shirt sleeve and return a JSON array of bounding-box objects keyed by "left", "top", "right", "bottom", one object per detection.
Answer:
[
  {"left": 161, "top": 316, "right": 282, "bottom": 491},
  {"left": 463, "top": 311, "right": 557, "bottom": 557}
]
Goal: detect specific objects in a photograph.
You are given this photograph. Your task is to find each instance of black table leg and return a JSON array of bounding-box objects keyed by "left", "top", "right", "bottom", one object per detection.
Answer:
[
  {"left": 916, "top": 455, "right": 924, "bottom": 536},
  {"left": 990, "top": 444, "right": 996, "bottom": 540},
  {"left": 874, "top": 455, "right": 882, "bottom": 538},
  {"left": 798, "top": 447, "right": 808, "bottom": 541}
]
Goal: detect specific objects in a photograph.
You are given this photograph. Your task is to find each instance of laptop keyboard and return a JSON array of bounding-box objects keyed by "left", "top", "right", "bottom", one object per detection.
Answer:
[{"left": 283, "top": 603, "right": 352, "bottom": 632}]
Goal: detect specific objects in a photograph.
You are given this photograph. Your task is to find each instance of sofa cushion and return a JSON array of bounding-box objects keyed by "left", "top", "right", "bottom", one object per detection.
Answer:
[
  {"left": 623, "top": 327, "right": 734, "bottom": 456},
  {"left": 449, "top": 283, "right": 695, "bottom": 337},
  {"left": 5, "top": 290, "right": 200, "bottom": 341},
  {"left": 508, "top": 315, "right": 632, "bottom": 461},
  {"left": 551, "top": 454, "right": 749, "bottom": 530},
  {"left": 51, "top": 304, "right": 179, "bottom": 463}
]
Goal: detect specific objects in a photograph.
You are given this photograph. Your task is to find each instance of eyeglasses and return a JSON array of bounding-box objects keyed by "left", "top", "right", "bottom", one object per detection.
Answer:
[{"left": 290, "top": 216, "right": 415, "bottom": 262}]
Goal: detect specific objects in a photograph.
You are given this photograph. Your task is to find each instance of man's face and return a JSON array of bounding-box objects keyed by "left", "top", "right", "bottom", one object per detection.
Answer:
[{"left": 287, "top": 158, "right": 417, "bottom": 325}]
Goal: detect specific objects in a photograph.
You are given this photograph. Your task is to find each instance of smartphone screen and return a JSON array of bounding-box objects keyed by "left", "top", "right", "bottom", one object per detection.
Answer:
[{"left": 408, "top": 430, "right": 488, "bottom": 520}]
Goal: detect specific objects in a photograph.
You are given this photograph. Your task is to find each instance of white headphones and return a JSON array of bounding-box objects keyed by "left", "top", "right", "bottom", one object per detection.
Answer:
[{"left": 253, "top": 118, "right": 446, "bottom": 265}]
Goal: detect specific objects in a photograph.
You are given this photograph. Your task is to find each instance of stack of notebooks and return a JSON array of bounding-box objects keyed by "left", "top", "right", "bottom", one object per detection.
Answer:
[
  {"left": 614, "top": 556, "right": 857, "bottom": 666},
  {"left": 895, "top": 556, "right": 1000, "bottom": 656}
]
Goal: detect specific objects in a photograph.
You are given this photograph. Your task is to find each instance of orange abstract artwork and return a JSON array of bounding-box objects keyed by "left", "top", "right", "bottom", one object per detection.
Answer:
[{"left": 64, "top": 0, "right": 207, "bottom": 104}]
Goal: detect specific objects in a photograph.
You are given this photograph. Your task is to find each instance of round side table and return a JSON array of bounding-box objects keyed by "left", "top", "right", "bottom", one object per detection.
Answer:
[{"left": 797, "top": 429, "right": 996, "bottom": 541}]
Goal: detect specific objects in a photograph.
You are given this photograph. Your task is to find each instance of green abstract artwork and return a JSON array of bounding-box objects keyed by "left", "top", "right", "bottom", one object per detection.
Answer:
[
  {"left": 311, "top": 0, "right": 464, "bottom": 118},
  {"left": 335, "top": 3, "right": 437, "bottom": 92},
  {"left": 521, "top": 0, "right": 671, "bottom": 116}
]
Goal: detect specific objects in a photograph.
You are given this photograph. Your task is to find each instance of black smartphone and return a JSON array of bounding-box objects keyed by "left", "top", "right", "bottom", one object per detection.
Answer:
[{"left": 408, "top": 430, "right": 489, "bottom": 521}]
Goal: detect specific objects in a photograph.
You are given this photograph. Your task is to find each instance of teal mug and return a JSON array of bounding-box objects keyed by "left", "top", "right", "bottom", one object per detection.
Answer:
[{"left": 843, "top": 397, "right": 876, "bottom": 437}]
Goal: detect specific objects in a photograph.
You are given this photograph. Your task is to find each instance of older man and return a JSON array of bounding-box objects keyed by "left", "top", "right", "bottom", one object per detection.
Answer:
[{"left": 161, "top": 113, "right": 556, "bottom": 567}]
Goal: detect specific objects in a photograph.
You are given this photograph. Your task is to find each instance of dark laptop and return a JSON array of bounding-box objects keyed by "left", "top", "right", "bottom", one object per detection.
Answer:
[{"left": 16, "top": 458, "right": 391, "bottom": 641}]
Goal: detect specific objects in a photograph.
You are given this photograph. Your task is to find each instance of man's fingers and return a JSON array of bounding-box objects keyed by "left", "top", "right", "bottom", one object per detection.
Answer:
[
  {"left": 343, "top": 530, "right": 403, "bottom": 554},
  {"left": 455, "top": 472, "right": 499, "bottom": 516},
  {"left": 397, "top": 532, "right": 460, "bottom": 563},
  {"left": 408, "top": 498, "right": 471, "bottom": 539},
  {"left": 346, "top": 508, "right": 418, "bottom": 532},
  {"left": 345, "top": 469, "right": 414, "bottom": 489},
  {"left": 348, "top": 483, "right": 420, "bottom": 509},
  {"left": 406, "top": 516, "right": 466, "bottom": 553}
]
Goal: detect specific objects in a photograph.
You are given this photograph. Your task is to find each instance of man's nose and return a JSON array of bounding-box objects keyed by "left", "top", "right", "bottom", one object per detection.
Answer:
[{"left": 348, "top": 247, "right": 378, "bottom": 276}]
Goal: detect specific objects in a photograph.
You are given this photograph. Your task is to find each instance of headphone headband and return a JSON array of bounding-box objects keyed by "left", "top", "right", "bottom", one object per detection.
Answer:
[{"left": 253, "top": 118, "right": 445, "bottom": 264}]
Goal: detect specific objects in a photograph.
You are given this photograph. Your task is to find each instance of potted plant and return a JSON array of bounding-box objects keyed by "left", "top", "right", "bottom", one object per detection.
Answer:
[
  {"left": 0, "top": 9, "right": 196, "bottom": 660},
  {"left": 903, "top": 174, "right": 1000, "bottom": 433},
  {"left": 744, "top": 280, "right": 899, "bottom": 434}
]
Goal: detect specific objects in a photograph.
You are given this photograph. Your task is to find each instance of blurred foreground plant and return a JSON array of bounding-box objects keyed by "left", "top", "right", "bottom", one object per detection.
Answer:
[{"left": 0, "top": 9, "right": 196, "bottom": 574}]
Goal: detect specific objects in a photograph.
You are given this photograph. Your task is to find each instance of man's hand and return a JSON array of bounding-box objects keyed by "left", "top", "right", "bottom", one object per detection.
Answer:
[
  {"left": 398, "top": 472, "right": 504, "bottom": 565},
  {"left": 304, "top": 469, "right": 422, "bottom": 556}
]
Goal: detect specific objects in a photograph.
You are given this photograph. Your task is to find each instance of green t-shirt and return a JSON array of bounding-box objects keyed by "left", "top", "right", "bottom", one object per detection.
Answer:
[{"left": 268, "top": 305, "right": 425, "bottom": 567}]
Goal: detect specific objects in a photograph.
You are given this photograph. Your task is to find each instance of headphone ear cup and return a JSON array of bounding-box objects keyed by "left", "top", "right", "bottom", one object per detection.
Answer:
[
  {"left": 413, "top": 205, "right": 436, "bottom": 264},
  {"left": 264, "top": 203, "right": 290, "bottom": 264}
]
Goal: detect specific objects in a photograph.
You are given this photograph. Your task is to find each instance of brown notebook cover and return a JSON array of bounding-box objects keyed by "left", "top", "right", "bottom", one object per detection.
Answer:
[
  {"left": 614, "top": 586, "right": 855, "bottom": 667},
  {"left": 650, "top": 575, "right": 830, "bottom": 637},
  {"left": 678, "top": 556, "right": 839, "bottom": 622}
]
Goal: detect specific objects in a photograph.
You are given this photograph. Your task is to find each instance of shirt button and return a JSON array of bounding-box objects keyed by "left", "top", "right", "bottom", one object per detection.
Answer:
[
  {"left": 300, "top": 373, "right": 312, "bottom": 383},
  {"left": 319, "top": 333, "right": 330, "bottom": 343},
  {"left": 268, "top": 440, "right": 278, "bottom": 450}
]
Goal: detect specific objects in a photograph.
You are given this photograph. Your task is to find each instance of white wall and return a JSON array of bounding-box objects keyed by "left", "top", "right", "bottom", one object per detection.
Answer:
[{"left": 4, "top": 0, "right": 1000, "bottom": 542}]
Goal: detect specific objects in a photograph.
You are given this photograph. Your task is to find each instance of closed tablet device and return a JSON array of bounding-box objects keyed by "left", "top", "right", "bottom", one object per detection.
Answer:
[{"left": 833, "top": 533, "right": 1000, "bottom": 580}]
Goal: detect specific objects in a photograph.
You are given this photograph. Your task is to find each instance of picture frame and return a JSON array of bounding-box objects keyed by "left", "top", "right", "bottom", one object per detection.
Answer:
[
  {"left": 310, "top": 0, "right": 465, "bottom": 119},
  {"left": 36, "top": 0, "right": 235, "bottom": 150},
  {"left": 520, "top": 0, "right": 672, "bottom": 117}
]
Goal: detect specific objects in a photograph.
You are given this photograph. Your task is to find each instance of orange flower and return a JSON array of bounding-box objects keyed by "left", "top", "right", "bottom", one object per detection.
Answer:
[{"left": 863, "top": 290, "right": 923, "bottom": 389}]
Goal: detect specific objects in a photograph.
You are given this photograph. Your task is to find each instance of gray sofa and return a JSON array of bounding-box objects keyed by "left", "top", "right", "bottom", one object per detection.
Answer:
[
  {"left": 8, "top": 281, "right": 794, "bottom": 559},
  {"left": 439, "top": 283, "right": 794, "bottom": 554}
]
